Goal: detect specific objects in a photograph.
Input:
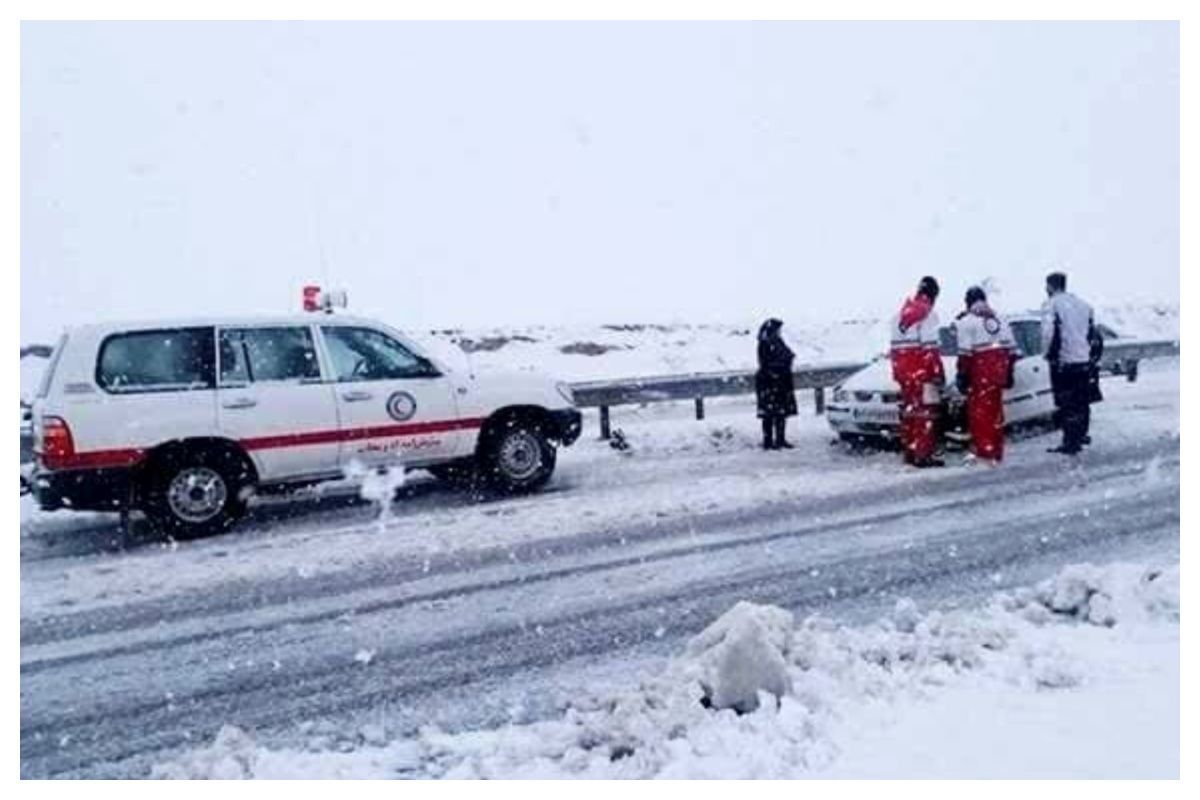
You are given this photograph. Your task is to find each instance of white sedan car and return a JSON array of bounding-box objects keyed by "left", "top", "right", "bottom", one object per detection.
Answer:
[{"left": 826, "top": 315, "right": 1126, "bottom": 444}]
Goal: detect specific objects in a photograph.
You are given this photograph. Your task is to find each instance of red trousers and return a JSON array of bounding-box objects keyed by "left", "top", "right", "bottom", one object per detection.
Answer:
[
  {"left": 892, "top": 346, "right": 944, "bottom": 463},
  {"left": 898, "top": 381, "right": 940, "bottom": 462},
  {"left": 965, "top": 349, "right": 1010, "bottom": 461}
]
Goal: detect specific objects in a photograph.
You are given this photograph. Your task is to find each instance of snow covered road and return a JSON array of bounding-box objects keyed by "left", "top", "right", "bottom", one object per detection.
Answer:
[{"left": 19, "top": 362, "right": 1180, "bottom": 778}]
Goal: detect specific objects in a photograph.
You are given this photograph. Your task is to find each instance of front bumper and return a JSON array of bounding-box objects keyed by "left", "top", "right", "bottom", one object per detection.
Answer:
[
  {"left": 826, "top": 404, "right": 900, "bottom": 438},
  {"left": 828, "top": 400, "right": 968, "bottom": 441},
  {"left": 30, "top": 464, "right": 132, "bottom": 512},
  {"left": 548, "top": 408, "right": 583, "bottom": 446}
]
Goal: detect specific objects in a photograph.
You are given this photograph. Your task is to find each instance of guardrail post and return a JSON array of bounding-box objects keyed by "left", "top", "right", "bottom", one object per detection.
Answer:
[
  {"left": 599, "top": 405, "right": 611, "bottom": 440},
  {"left": 814, "top": 387, "right": 826, "bottom": 415},
  {"left": 694, "top": 397, "right": 705, "bottom": 421}
]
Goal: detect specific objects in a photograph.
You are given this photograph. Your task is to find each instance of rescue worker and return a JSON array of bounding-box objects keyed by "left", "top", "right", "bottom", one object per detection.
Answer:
[
  {"left": 889, "top": 276, "right": 946, "bottom": 467},
  {"left": 953, "top": 286, "right": 1019, "bottom": 463},
  {"left": 755, "top": 318, "right": 798, "bottom": 449},
  {"left": 1041, "top": 271, "right": 1100, "bottom": 454}
]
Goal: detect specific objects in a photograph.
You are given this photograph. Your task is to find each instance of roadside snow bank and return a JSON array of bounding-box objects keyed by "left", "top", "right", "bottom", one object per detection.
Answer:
[{"left": 154, "top": 561, "right": 1179, "bottom": 779}]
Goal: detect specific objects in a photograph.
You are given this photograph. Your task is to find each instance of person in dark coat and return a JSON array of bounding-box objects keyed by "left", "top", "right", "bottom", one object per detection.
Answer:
[{"left": 755, "top": 318, "right": 798, "bottom": 449}]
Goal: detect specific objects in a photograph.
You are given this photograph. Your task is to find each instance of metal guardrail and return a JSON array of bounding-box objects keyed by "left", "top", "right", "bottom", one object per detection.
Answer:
[
  {"left": 1096, "top": 339, "right": 1180, "bottom": 374},
  {"left": 569, "top": 339, "right": 1180, "bottom": 439},
  {"left": 570, "top": 362, "right": 869, "bottom": 439}
]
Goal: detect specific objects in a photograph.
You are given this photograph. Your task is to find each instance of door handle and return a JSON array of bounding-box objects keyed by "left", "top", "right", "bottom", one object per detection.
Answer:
[
  {"left": 342, "top": 390, "right": 374, "bottom": 402},
  {"left": 222, "top": 397, "right": 258, "bottom": 409}
]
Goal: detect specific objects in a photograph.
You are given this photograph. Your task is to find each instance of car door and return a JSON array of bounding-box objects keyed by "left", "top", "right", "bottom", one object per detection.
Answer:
[
  {"left": 1004, "top": 320, "right": 1056, "bottom": 424},
  {"left": 216, "top": 325, "right": 341, "bottom": 482},
  {"left": 317, "top": 324, "right": 467, "bottom": 469}
]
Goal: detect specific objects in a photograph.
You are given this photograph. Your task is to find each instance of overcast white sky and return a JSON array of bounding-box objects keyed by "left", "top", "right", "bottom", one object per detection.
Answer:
[{"left": 21, "top": 21, "right": 1178, "bottom": 342}]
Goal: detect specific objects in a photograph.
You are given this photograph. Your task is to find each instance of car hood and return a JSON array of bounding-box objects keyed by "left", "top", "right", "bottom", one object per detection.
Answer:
[
  {"left": 452, "top": 368, "right": 572, "bottom": 412},
  {"left": 837, "top": 356, "right": 960, "bottom": 393}
]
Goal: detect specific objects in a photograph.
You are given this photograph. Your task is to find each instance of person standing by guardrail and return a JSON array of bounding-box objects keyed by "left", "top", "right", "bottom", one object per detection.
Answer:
[
  {"left": 755, "top": 318, "right": 797, "bottom": 449},
  {"left": 890, "top": 276, "right": 946, "bottom": 468},
  {"left": 1042, "top": 271, "right": 1102, "bottom": 454}
]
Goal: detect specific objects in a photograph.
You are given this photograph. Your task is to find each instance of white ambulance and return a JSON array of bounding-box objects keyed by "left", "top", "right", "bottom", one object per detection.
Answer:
[{"left": 28, "top": 292, "right": 582, "bottom": 538}]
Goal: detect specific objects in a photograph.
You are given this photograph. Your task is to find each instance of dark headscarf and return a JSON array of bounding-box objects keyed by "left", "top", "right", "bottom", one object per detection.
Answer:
[
  {"left": 758, "top": 318, "right": 783, "bottom": 342},
  {"left": 757, "top": 318, "right": 793, "bottom": 373}
]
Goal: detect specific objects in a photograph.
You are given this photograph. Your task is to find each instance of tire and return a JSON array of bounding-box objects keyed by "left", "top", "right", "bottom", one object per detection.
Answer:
[
  {"left": 140, "top": 446, "right": 251, "bottom": 539},
  {"left": 480, "top": 419, "right": 557, "bottom": 493}
]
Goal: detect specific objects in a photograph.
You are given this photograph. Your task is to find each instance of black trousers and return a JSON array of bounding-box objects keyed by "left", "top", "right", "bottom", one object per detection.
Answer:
[
  {"left": 761, "top": 415, "right": 788, "bottom": 447},
  {"left": 1051, "top": 363, "right": 1091, "bottom": 451}
]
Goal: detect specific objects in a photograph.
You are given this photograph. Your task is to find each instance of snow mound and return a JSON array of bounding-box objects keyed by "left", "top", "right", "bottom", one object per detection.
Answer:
[
  {"left": 156, "top": 560, "right": 1179, "bottom": 779},
  {"left": 152, "top": 725, "right": 259, "bottom": 779},
  {"left": 683, "top": 601, "right": 794, "bottom": 713},
  {"left": 999, "top": 562, "right": 1180, "bottom": 628}
]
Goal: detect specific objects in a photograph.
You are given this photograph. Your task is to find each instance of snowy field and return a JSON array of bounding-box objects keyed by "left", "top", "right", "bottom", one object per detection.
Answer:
[
  {"left": 20, "top": 339, "right": 1179, "bottom": 779},
  {"left": 406, "top": 302, "right": 1178, "bottom": 382}
]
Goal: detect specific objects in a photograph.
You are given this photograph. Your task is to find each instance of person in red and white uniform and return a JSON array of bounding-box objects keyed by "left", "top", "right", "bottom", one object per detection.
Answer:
[
  {"left": 953, "top": 286, "right": 1019, "bottom": 463},
  {"left": 889, "top": 276, "right": 945, "bottom": 468}
]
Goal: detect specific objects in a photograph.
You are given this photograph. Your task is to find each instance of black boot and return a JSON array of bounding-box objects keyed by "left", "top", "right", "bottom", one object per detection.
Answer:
[
  {"left": 774, "top": 418, "right": 794, "bottom": 449},
  {"left": 762, "top": 418, "right": 776, "bottom": 450}
]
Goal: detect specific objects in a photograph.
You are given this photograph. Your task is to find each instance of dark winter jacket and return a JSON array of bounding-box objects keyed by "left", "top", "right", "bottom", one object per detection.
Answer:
[{"left": 755, "top": 319, "right": 798, "bottom": 418}]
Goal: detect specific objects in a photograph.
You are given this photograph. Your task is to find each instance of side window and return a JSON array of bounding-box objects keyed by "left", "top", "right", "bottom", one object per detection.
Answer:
[
  {"left": 219, "top": 327, "right": 321, "bottom": 385},
  {"left": 321, "top": 326, "right": 439, "bottom": 382},
  {"left": 97, "top": 327, "right": 215, "bottom": 393},
  {"left": 1011, "top": 321, "right": 1042, "bottom": 357},
  {"left": 937, "top": 326, "right": 958, "bottom": 357}
]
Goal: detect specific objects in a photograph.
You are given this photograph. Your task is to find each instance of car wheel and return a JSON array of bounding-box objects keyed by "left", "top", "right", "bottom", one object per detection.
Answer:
[
  {"left": 482, "top": 421, "right": 556, "bottom": 493},
  {"left": 141, "top": 447, "right": 250, "bottom": 539}
]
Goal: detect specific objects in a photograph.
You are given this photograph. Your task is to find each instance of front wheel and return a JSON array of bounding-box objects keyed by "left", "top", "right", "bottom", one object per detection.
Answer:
[
  {"left": 141, "top": 448, "right": 250, "bottom": 539},
  {"left": 481, "top": 422, "right": 557, "bottom": 493}
]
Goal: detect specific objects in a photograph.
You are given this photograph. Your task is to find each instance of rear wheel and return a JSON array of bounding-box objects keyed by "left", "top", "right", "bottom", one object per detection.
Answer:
[
  {"left": 480, "top": 420, "right": 556, "bottom": 493},
  {"left": 141, "top": 447, "right": 251, "bottom": 539}
]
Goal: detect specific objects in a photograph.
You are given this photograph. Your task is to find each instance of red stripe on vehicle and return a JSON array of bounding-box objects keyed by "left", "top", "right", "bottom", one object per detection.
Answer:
[
  {"left": 240, "top": 417, "right": 487, "bottom": 451},
  {"left": 51, "top": 417, "right": 487, "bottom": 470}
]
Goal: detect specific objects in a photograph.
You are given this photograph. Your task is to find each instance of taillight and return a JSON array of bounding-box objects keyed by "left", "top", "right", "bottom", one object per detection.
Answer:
[{"left": 38, "top": 416, "right": 76, "bottom": 470}]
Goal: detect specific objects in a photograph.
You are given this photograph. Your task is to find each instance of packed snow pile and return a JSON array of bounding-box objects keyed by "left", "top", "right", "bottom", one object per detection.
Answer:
[
  {"left": 684, "top": 601, "right": 795, "bottom": 713},
  {"left": 1002, "top": 562, "right": 1180, "bottom": 628},
  {"left": 155, "top": 560, "right": 1179, "bottom": 779},
  {"left": 151, "top": 725, "right": 259, "bottom": 780}
]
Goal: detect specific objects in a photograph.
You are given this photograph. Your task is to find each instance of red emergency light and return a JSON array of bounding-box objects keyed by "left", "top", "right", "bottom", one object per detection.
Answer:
[
  {"left": 302, "top": 285, "right": 322, "bottom": 312},
  {"left": 302, "top": 285, "right": 349, "bottom": 313}
]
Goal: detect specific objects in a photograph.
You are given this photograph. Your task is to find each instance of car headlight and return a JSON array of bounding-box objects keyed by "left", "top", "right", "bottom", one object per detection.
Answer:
[
  {"left": 832, "top": 387, "right": 849, "bottom": 404},
  {"left": 556, "top": 382, "right": 576, "bottom": 406}
]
